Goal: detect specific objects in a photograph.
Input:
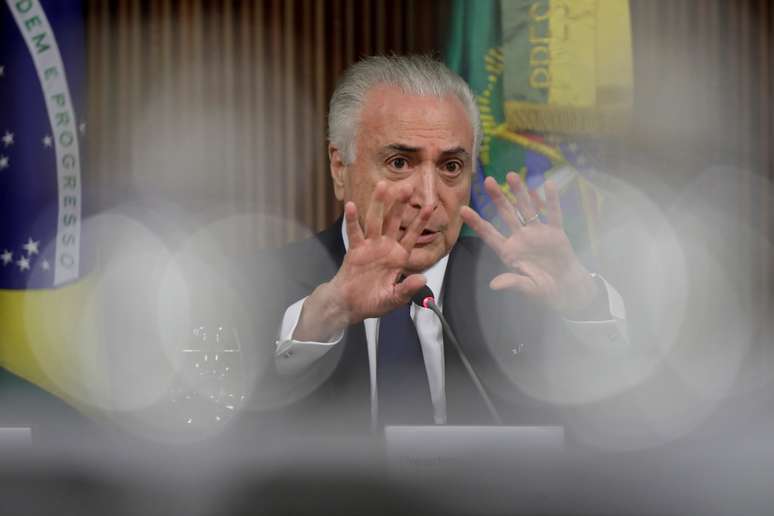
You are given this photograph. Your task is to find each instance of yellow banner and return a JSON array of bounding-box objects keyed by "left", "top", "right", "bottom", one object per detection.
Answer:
[{"left": 502, "top": 0, "right": 633, "bottom": 134}]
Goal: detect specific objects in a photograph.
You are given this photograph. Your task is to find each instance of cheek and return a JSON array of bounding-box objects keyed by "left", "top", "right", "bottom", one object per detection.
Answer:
[
  {"left": 444, "top": 222, "right": 462, "bottom": 249},
  {"left": 442, "top": 185, "right": 469, "bottom": 245},
  {"left": 445, "top": 183, "right": 472, "bottom": 220},
  {"left": 346, "top": 170, "right": 376, "bottom": 209}
]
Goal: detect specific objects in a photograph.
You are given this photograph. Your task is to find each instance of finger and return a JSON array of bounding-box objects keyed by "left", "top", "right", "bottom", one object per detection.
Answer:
[
  {"left": 382, "top": 183, "right": 407, "bottom": 221},
  {"left": 344, "top": 202, "right": 364, "bottom": 247},
  {"left": 395, "top": 273, "right": 427, "bottom": 304},
  {"left": 384, "top": 184, "right": 412, "bottom": 239},
  {"left": 544, "top": 180, "right": 564, "bottom": 228},
  {"left": 529, "top": 187, "right": 546, "bottom": 214},
  {"left": 489, "top": 272, "right": 537, "bottom": 295},
  {"left": 384, "top": 201, "right": 408, "bottom": 240},
  {"left": 364, "top": 181, "right": 388, "bottom": 237},
  {"left": 484, "top": 175, "right": 521, "bottom": 231},
  {"left": 507, "top": 172, "right": 538, "bottom": 223},
  {"left": 400, "top": 205, "right": 432, "bottom": 251},
  {"left": 460, "top": 205, "right": 506, "bottom": 252}
]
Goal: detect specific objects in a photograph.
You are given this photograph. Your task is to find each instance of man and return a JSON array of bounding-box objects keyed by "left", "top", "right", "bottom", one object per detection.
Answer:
[{"left": 261, "top": 55, "right": 626, "bottom": 432}]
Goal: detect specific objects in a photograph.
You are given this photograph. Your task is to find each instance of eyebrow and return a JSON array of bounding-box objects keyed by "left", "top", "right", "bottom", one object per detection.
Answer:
[
  {"left": 439, "top": 146, "right": 471, "bottom": 160},
  {"left": 382, "top": 144, "right": 471, "bottom": 160},
  {"left": 383, "top": 143, "right": 420, "bottom": 154}
]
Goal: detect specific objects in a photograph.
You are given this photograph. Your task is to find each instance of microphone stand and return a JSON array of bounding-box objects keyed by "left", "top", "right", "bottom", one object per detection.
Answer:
[{"left": 421, "top": 298, "right": 503, "bottom": 426}]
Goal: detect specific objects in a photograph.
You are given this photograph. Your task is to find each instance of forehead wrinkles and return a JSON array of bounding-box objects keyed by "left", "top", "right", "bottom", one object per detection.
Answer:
[
  {"left": 358, "top": 92, "right": 472, "bottom": 156},
  {"left": 369, "top": 95, "right": 463, "bottom": 125}
]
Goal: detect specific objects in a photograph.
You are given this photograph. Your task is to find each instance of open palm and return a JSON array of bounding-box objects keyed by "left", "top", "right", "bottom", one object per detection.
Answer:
[
  {"left": 329, "top": 182, "right": 432, "bottom": 324},
  {"left": 460, "top": 172, "right": 597, "bottom": 316}
]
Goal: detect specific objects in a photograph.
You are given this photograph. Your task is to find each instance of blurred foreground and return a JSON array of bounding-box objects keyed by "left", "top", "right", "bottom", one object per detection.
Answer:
[{"left": 3, "top": 421, "right": 774, "bottom": 516}]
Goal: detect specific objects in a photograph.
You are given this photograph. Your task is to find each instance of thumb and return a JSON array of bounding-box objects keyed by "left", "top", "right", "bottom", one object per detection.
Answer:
[
  {"left": 395, "top": 273, "right": 427, "bottom": 303},
  {"left": 489, "top": 272, "right": 536, "bottom": 295}
]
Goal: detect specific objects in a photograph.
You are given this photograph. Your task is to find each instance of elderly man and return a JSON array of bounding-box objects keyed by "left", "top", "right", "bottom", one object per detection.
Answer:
[{"left": 265, "top": 55, "right": 625, "bottom": 431}]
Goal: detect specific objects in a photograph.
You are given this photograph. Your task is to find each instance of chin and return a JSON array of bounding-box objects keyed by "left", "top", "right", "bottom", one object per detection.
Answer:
[{"left": 407, "top": 245, "right": 446, "bottom": 272}]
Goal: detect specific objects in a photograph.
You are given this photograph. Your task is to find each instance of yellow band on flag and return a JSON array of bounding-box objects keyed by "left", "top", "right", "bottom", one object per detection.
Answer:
[{"left": 0, "top": 276, "right": 107, "bottom": 412}]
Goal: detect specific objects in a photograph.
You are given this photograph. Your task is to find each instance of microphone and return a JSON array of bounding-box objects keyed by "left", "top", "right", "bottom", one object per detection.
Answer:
[
  {"left": 410, "top": 285, "right": 435, "bottom": 309},
  {"left": 411, "top": 286, "right": 503, "bottom": 425}
]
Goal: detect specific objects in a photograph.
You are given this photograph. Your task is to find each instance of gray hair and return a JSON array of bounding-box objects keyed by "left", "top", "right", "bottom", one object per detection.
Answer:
[{"left": 328, "top": 54, "right": 481, "bottom": 164}]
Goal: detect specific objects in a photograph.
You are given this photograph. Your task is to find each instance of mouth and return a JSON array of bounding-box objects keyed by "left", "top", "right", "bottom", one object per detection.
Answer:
[{"left": 415, "top": 228, "right": 440, "bottom": 245}]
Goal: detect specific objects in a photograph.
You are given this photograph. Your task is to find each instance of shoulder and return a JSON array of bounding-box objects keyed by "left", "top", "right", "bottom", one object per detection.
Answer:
[
  {"left": 453, "top": 235, "right": 488, "bottom": 257},
  {"left": 275, "top": 222, "right": 343, "bottom": 270},
  {"left": 231, "top": 221, "right": 343, "bottom": 300},
  {"left": 281, "top": 222, "right": 343, "bottom": 261},
  {"left": 448, "top": 235, "right": 506, "bottom": 276},
  {"left": 256, "top": 221, "right": 344, "bottom": 292}
]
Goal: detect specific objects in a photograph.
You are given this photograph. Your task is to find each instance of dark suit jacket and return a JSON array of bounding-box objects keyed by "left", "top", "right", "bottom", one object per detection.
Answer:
[{"left": 242, "top": 220, "right": 606, "bottom": 437}]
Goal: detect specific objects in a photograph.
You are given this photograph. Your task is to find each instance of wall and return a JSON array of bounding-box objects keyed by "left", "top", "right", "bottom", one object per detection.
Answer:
[{"left": 84, "top": 0, "right": 772, "bottom": 312}]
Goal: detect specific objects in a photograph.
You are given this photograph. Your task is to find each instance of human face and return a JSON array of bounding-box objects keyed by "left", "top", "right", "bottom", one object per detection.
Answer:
[{"left": 330, "top": 85, "right": 474, "bottom": 273}]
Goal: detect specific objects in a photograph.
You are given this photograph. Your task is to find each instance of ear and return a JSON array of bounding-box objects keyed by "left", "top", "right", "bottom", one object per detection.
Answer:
[{"left": 329, "top": 144, "right": 347, "bottom": 201}]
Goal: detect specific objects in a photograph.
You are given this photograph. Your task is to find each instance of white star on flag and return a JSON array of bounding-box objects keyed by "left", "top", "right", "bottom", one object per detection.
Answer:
[
  {"left": 17, "top": 256, "right": 30, "bottom": 271},
  {"left": 0, "top": 155, "right": 8, "bottom": 170},
  {"left": 0, "top": 250, "right": 12, "bottom": 266},
  {"left": 42, "top": 135, "right": 52, "bottom": 147},
  {"left": 41, "top": 259, "right": 50, "bottom": 271},
  {"left": 22, "top": 237, "right": 40, "bottom": 256},
  {"left": 79, "top": 121, "right": 87, "bottom": 134},
  {"left": 1, "top": 131, "right": 13, "bottom": 147}
]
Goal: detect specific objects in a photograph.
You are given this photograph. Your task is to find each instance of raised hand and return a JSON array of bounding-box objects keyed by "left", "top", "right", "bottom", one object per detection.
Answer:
[
  {"left": 460, "top": 172, "right": 598, "bottom": 318},
  {"left": 293, "top": 181, "right": 432, "bottom": 342}
]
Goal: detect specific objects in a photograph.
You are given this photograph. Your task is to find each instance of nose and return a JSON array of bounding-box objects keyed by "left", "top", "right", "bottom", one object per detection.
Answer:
[{"left": 409, "top": 164, "right": 439, "bottom": 211}]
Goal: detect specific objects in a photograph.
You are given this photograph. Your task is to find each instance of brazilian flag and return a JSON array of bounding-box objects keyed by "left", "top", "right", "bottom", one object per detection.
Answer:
[
  {"left": 0, "top": 0, "right": 103, "bottom": 435},
  {"left": 446, "top": 0, "right": 633, "bottom": 259}
]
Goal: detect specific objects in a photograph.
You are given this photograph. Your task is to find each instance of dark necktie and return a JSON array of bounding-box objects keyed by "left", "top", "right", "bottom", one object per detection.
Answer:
[{"left": 376, "top": 304, "right": 433, "bottom": 424}]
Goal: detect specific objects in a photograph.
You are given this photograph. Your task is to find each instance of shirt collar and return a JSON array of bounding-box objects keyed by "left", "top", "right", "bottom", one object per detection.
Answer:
[{"left": 340, "top": 218, "right": 449, "bottom": 305}]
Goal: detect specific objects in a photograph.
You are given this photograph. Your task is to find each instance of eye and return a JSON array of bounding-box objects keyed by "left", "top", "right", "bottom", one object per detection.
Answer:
[
  {"left": 442, "top": 160, "right": 463, "bottom": 175},
  {"left": 388, "top": 157, "right": 409, "bottom": 170}
]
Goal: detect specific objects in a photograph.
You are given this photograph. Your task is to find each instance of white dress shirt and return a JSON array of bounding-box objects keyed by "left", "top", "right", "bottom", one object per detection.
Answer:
[{"left": 275, "top": 221, "right": 627, "bottom": 425}]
